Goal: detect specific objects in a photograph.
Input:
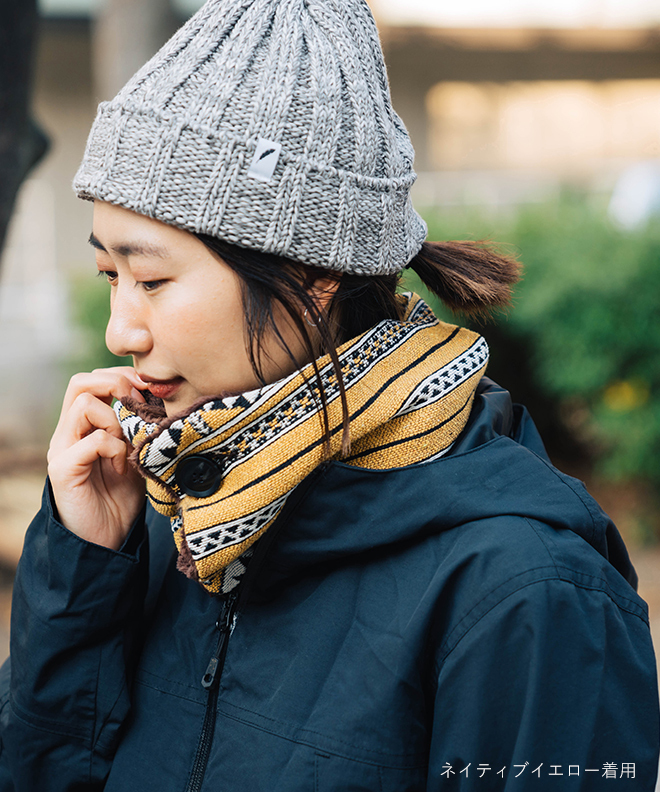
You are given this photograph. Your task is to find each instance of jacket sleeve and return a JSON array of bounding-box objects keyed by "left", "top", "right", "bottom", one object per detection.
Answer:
[
  {"left": 426, "top": 572, "right": 660, "bottom": 790},
  {"left": 0, "top": 480, "right": 149, "bottom": 791}
]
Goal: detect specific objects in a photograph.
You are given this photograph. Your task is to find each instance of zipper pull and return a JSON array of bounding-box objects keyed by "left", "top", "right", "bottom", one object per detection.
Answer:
[
  {"left": 201, "top": 656, "right": 219, "bottom": 689},
  {"left": 201, "top": 592, "right": 238, "bottom": 690}
]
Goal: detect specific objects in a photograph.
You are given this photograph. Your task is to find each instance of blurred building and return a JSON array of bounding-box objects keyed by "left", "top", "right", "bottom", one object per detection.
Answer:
[
  {"left": 2, "top": 0, "right": 660, "bottom": 442},
  {"left": 383, "top": 25, "right": 660, "bottom": 206}
]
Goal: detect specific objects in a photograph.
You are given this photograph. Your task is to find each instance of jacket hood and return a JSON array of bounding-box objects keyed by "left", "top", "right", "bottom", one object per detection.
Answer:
[{"left": 261, "top": 378, "right": 637, "bottom": 590}]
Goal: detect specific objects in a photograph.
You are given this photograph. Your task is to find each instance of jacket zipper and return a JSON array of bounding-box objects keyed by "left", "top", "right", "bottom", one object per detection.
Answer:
[
  {"left": 185, "top": 589, "right": 239, "bottom": 792},
  {"left": 183, "top": 466, "right": 329, "bottom": 791}
]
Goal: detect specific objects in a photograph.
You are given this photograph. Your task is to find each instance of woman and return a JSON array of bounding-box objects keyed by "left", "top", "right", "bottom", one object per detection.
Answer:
[{"left": 1, "top": 0, "right": 658, "bottom": 789}]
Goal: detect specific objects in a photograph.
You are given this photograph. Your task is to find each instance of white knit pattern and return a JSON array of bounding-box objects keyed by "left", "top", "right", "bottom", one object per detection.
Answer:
[{"left": 73, "top": 0, "right": 427, "bottom": 275}]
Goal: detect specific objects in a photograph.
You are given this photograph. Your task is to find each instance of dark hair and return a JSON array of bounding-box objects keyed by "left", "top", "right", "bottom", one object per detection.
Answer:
[{"left": 196, "top": 234, "right": 521, "bottom": 456}]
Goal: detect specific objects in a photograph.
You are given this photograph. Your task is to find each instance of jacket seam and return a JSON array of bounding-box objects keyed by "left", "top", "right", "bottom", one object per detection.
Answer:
[
  {"left": 133, "top": 675, "right": 205, "bottom": 704},
  {"left": 136, "top": 666, "right": 201, "bottom": 693},
  {"left": 523, "top": 518, "right": 559, "bottom": 575},
  {"left": 517, "top": 453, "right": 600, "bottom": 543},
  {"left": 437, "top": 565, "right": 555, "bottom": 659},
  {"left": 520, "top": 522, "right": 645, "bottom": 612},
  {"left": 92, "top": 680, "right": 131, "bottom": 755},
  {"left": 215, "top": 701, "right": 427, "bottom": 764},
  {"left": 523, "top": 513, "right": 646, "bottom": 613},
  {"left": 8, "top": 698, "right": 90, "bottom": 743},
  {"left": 549, "top": 566, "right": 646, "bottom": 614},
  {"left": 435, "top": 574, "right": 650, "bottom": 675}
]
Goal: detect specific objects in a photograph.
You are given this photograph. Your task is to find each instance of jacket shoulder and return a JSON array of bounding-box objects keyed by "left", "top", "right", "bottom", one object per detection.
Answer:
[{"left": 428, "top": 511, "right": 649, "bottom": 667}]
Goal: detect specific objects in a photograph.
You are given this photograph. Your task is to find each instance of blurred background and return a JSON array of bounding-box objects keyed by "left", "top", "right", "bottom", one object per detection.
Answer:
[{"left": 1, "top": 0, "right": 659, "bottom": 683}]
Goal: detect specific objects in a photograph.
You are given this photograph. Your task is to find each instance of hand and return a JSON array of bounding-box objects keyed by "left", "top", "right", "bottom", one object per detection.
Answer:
[{"left": 47, "top": 367, "right": 148, "bottom": 550}]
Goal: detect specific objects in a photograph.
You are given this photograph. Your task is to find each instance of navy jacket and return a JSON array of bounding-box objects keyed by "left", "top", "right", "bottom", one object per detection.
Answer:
[{"left": 0, "top": 380, "right": 658, "bottom": 790}]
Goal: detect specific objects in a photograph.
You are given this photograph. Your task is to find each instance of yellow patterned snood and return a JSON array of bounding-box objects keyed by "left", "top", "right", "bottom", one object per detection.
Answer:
[{"left": 114, "top": 295, "right": 488, "bottom": 595}]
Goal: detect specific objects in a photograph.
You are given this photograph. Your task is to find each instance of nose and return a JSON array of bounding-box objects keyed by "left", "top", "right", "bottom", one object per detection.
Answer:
[{"left": 105, "top": 287, "right": 152, "bottom": 359}]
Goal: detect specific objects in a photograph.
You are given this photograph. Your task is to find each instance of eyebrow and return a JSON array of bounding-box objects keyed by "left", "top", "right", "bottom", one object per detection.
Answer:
[{"left": 88, "top": 232, "right": 168, "bottom": 259}]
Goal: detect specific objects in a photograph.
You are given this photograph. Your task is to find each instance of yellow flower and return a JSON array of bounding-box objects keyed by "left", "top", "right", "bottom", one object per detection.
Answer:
[{"left": 602, "top": 379, "right": 650, "bottom": 412}]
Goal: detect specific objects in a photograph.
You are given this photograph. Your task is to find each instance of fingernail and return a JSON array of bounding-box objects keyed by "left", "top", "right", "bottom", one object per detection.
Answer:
[{"left": 131, "top": 388, "right": 145, "bottom": 402}]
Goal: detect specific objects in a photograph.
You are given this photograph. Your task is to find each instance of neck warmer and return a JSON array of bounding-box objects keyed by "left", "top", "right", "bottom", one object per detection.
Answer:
[{"left": 115, "top": 295, "right": 488, "bottom": 595}]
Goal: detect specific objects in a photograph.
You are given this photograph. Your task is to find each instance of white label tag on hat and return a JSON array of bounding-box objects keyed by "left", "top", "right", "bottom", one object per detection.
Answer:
[{"left": 248, "top": 138, "right": 282, "bottom": 183}]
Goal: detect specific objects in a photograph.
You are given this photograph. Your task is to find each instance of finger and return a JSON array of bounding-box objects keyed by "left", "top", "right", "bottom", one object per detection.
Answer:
[
  {"left": 60, "top": 368, "right": 146, "bottom": 416},
  {"left": 50, "top": 392, "right": 127, "bottom": 457},
  {"left": 50, "top": 429, "right": 131, "bottom": 484},
  {"left": 91, "top": 365, "right": 148, "bottom": 389}
]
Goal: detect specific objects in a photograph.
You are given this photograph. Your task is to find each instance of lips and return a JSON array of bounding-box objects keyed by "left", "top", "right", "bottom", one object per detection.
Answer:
[{"left": 140, "top": 377, "right": 184, "bottom": 400}]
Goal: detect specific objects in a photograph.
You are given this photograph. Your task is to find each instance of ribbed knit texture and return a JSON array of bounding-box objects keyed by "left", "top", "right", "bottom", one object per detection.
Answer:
[
  {"left": 74, "top": 0, "right": 427, "bottom": 274},
  {"left": 115, "top": 295, "right": 489, "bottom": 594}
]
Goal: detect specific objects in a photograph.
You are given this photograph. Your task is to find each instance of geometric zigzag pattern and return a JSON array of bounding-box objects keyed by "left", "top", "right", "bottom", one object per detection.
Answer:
[
  {"left": 395, "top": 337, "right": 489, "bottom": 418},
  {"left": 115, "top": 294, "right": 489, "bottom": 595}
]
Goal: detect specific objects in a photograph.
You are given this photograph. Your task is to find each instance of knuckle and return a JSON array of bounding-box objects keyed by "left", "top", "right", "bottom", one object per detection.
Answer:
[
  {"left": 68, "top": 371, "right": 90, "bottom": 388},
  {"left": 76, "top": 391, "right": 97, "bottom": 408},
  {"left": 93, "top": 428, "right": 121, "bottom": 449}
]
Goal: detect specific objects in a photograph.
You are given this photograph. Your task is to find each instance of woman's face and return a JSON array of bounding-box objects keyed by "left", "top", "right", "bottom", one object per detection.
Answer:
[{"left": 92, "top": 201, "right": 308, "bottom": 416}]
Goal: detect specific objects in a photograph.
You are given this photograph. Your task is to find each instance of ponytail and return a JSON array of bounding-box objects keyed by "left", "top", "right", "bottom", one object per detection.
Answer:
[{"left": 407, "top": 241, "right": 521, "bottom": 317}]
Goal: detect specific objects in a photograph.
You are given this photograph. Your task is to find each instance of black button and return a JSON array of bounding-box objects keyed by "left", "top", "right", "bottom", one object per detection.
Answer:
[{"left": 175, "top": 455, "right": 224, "bottom": 498}]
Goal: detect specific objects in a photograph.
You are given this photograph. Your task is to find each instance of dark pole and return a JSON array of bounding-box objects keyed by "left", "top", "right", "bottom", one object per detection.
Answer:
[{"left": 0, "top": 0, "right": 49, "bottom": 263}]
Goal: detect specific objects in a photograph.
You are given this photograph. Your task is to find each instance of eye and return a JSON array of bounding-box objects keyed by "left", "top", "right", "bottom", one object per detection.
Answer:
[
  {"left": 141, "top": 280, "right": 167, "bottom": 292},
  {"left": 97, "top": 270, "right": 118, "bottom": 285}
]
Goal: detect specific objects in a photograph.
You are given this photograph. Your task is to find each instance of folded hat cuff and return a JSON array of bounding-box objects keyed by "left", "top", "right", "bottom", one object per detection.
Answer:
[{"left": 74, "top": 104, "right": 427, "bottom": 275}]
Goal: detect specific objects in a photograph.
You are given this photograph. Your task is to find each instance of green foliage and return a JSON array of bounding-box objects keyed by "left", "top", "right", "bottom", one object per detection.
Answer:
[
  {"left": 419, "top": 193, "right": 660, "bottom": 486},
  {"left": 69, "top": 274, "right": 130, "bottom": 371}
]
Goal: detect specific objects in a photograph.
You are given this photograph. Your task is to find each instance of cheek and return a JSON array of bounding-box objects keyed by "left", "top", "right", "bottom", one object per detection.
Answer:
[{"left": 171, "top": 292, "right": 247, "bottom": 353}]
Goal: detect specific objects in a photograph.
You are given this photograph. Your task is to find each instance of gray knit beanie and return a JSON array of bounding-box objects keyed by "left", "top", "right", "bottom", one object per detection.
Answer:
[{"left": 74, "top": 0, "right": 427, "bottom": 275}]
